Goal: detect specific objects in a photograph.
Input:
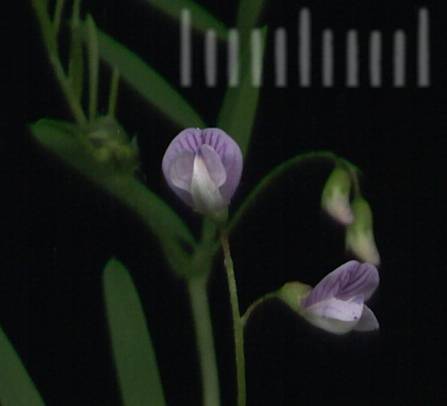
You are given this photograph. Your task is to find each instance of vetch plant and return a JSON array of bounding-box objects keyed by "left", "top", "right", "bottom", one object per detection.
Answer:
[{"left": 4, "top": 1, "right": 382, "bottom": 405}]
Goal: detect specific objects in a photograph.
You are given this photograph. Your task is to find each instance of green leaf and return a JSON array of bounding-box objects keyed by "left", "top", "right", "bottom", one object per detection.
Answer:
[
  {"left": 0, "top": 324, "right": 45, "bottom": 406},
  {"left": 217, "top": 26, "right": 268, "bottom": 156},
  {"left": 31, "top": 0, "right": 57, "bottom": 54},
  {"left": 103, "top": 259, "right": 166, "bottom": 406},
  {"left": 29, "top": 118, "right": 195, "bottom": 275},
  {"left": 144, "top": 0, "right": 228, "bottom": 40},
  {"left": 236, "top": 0, "right": 266, "bottom": 46},
  {"left": 89, "top": 26, "right": 205, "bottom": 129}
]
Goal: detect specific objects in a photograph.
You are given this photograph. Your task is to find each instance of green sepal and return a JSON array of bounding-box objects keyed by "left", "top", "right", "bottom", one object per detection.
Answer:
[{"left": 277, "top": 281, "right": 312, "bottom": 314}]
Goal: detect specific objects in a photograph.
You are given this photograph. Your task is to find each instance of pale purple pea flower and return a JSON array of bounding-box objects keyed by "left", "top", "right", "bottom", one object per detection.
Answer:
[
  {"left": 300, "top": 260, "right": 380, "bottom": 335},
  {"left": 162, "top": 128, "right": 243, "bottom": 220}
]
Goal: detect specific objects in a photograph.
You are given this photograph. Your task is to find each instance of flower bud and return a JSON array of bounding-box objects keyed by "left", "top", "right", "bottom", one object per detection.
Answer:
[
  {"left": 345, "top": 197, "right": 381, "bottom": 265},
  {"left": 321, "top": 167, "right": 354, "bottom": 225},
  {"left": 162, "top": 128, "right": 243, "bottom": 222},
  {"left": 85, "top": 116, "right": 139, "bottom": 172}
]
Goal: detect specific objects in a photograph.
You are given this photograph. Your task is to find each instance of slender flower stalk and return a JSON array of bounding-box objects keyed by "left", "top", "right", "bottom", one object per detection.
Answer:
[
  {"left": 241, "top": 292, "right": 277, "bottom": 326},
  {"left": 220, "top": 231, "right": 246, "bottom": 406},
  {"left": 226, "top": 151, "right": 361, "bottom": 234}
]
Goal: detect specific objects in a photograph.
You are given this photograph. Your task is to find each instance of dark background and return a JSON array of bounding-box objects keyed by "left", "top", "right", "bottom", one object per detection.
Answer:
[{"left": 4, "top": 0, "right": 445, "bottom": 404}]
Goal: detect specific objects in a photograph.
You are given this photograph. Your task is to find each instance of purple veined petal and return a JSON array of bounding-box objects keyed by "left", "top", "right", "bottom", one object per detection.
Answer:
[
  {"left": 169, "top": 150, "right": 195, "bottom": 191},
  {"left": 353, "top": 305, "right": 380, "bottom": 332},
  {"left": 201, "top": 128, "right": 243, "bottom": 202},
  {"left": 302, "top": 261, "right": 379, "bottom": 308},
  {"left": 162, "top": 128, "right": 243, "bottom": 210},
  {"left": 199, "top": 144, "right": 227, "bottom": 189},
  {"left": 162, "top": 128, "right": 201, "bottom": 179}
]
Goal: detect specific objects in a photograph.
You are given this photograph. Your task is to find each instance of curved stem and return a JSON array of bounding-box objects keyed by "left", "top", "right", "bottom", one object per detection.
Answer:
[
  {"left": 241, "top": 292, "right": 277, "bottom": 327},
  {"left": 220, "top": 231, "right": 246, "bottom": 406},
  {"left": 227, "top": 151, "right": 363, "bottom": 235},
  {"left": 227, "top": 151, "right": 338, "bottom": 234},
  {"left": 188, "top": 275, "right": 221, "bottom": 406}
]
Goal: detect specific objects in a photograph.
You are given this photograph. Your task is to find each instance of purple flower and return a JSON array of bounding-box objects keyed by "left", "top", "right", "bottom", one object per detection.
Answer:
[
  {"left": 300, "top": 260, "right": 380, "bottom": 334},
  {"left": 162, "top": 128, "right": 243, "bottom": 220}
]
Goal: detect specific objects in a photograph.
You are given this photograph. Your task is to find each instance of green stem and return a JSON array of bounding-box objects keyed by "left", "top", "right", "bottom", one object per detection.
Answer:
[
  {"left": 220, "top": 231, "right": 246, "bottom": 406},
  {"left": 52, "top": 0, "right": 65, "bottom": 38},
  {"left": 241, "top": 292, "right": 277, "bottom": 327},
  {"left": 227, "top": 151, "right": 362, "bottom": 234},
  {"left": 86, "top": 15, "right": 99, "bottom": 121},
  {"left": 32, "top": 0, "right": 87, "bottom": 125},
  {"left": 107, "top": 67, "right": 120, "bottom": 117},
  {"left": 51, "top": 55, "right": 87, "bottom": 125},
  {"left": 188, "top": 275, "right": 221, "bottom": 406}
]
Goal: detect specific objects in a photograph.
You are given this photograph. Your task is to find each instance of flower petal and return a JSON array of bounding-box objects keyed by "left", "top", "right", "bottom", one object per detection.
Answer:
[
  {"left": 338, "top": 262, "right": 379, "bottom": 301},
  {"left": 190, "top": 154, "right": 225, "bottom": 215},
  {"left": 302, "top": 261, "right": 379, "bottom": 308},
  {"left": 305, "top": 295, "right": 364, "bottom": 322},
  {"left": 162, "top": 128, "right": 243, "bottom": 212},
  {"left": 202, "top": 128, "right": 243, "bottom": 202},
  {"left": 168, "top": 151, "right": 195, "bottom": 191},
  {"left": 353, "top": 305, "right": 379, "bottom": 332},
  {"left": 302, "top": 308, "right": 359, "bottom": 335},
  {"left": 199, "top": 144, "right": 227, "bottom": 188}
]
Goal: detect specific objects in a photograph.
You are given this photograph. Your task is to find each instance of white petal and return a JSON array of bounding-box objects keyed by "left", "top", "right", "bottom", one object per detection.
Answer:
[
  {"left": 169, "top": 151, "right": 195, "bottom": 191},
  {"left": 353, "top": 305, "right": 379, "bottom": 332},
  {"left": 306, "top": 296, "right": 364, "bottom": 322},
  {"left": 190, "top": 154, "right": 226, "bottom": 215},
  {"left": 303, "top": 312, "right": 359, "bottom": 335},
  {"left": 302, "top": 296, "right": 364, "bottom": 335}
]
